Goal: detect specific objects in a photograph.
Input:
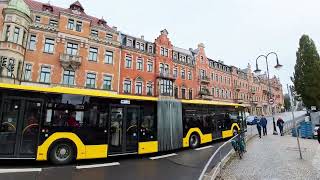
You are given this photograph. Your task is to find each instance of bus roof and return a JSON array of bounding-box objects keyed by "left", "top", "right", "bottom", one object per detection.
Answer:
[{"left": 0, "top": 83, "right": 245, "bottom": 107}]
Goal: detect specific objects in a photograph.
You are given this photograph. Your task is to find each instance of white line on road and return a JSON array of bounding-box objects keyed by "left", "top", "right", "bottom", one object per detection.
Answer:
[
  {"left": 76, "top": 162, "right": 120, "bottom": 169},
  {"left": 195, "top": 145, "right": 213, "bottom": 151},
  {"left": 149, "top": 153, "right": 177, "bottom": 160},
  {"left": 0, "top": 168, "right": 42, "bottom": 174}
]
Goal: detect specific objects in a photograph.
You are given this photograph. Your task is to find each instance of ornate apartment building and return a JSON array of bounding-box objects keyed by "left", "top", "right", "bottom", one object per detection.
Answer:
[{"left": 0, "top": 0, "right": 284, "bottom": 115}]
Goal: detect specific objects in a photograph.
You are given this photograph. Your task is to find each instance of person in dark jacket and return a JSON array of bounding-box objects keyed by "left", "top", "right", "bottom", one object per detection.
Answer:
[
  {"left": 260, "top": 115, "right": 268, "bottom": 136},
  {"left": 277, "top": 117, "right": 285, "bottom": 136},
  {"left": 254, "top": 116, "right": 262, "bottom": 138}
]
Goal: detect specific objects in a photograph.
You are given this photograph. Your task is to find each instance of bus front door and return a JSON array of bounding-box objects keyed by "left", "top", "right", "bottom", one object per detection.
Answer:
[
  {"left": 0, "top": 97, "right": 42, "bottom": 158},
  {"left": 109, "top": 106, "right": 139, "bottom": 155}
]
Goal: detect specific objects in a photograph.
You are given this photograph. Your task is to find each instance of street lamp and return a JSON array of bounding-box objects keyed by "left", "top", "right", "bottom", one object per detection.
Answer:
[{"left": 254, "top": 52, "right": 282, "bottom": 135}]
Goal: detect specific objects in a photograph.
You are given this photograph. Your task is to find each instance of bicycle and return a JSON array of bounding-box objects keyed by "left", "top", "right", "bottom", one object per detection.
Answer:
[{"left": 231, "top": 131, "right": 246, "bottom": 159}]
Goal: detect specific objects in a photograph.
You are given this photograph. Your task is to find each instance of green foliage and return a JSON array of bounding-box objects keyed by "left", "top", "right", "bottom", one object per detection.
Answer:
[
  {"left": 294, "top": 35, "right": 320, "bottom": 108},
  {"left": 284, "top": 94, "right": 291, "bottom": 111}
]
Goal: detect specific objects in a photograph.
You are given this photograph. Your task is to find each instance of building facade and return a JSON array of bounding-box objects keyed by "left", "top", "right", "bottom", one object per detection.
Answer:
[{"left": 0, "top": 0, "right": 284, "bottom": 115}]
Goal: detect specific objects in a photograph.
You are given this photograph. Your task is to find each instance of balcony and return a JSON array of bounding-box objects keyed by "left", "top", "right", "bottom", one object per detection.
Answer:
[
  {"left": 199, "top": 76, "right": 210, "bottom": 84},
  {"left": 234, "top": 85, "right": 241, "bottom": 92},
  {"left": 60, "top": 54, "right": 82, "bottom": 70},
  {"left": 157, "top": 72, "right": 176, "bottom": 81},
  {"left": 31, "top": 23, "right": 57, "bottom": 32}
]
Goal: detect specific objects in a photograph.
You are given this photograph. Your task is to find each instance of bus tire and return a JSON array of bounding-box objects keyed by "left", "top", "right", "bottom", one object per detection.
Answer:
[
  {"left": 189, "top": 133, "right": 200, "bottom": 149},
  {"left": 49, "top": 140, "right": 76, "bottom": 165}
]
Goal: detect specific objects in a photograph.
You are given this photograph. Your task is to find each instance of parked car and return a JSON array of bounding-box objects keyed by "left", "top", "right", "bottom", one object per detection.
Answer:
[
  {"left": 314, "top": 124, "right": 320, "bottom": 138},
  {"left": 246, "top": 116, "right": 256, "bottom": 125}
]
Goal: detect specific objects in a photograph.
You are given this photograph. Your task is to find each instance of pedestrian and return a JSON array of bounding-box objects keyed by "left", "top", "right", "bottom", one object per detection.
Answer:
[
  {"left": 260, "top": 115, "right": 268, "bottom": 136},
  {"left": 277, "top": 117, "right": 285, "bottom": 136},
  {"left": 254, "top": 116, "right": 262, "bottom": 138}
]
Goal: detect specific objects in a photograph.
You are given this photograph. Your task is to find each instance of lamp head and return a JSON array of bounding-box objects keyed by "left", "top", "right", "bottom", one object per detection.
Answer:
[{"left": 254, "top": 69, "right": 262, "bottom": 74}]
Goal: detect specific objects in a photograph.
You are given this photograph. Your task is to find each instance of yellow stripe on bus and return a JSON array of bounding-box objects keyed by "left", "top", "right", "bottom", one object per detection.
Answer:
[
  {"left": 138, "top": 141, "right": 158, "bottom": 154},
  {"left": 36, "top": 132, "right": 107, "bottom": 161}
]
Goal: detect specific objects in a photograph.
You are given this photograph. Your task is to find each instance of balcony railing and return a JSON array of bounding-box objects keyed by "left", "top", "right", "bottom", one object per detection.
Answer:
[
  {"left": 157, "top": 72, "right": 176, "bottom": 80},
  {"left": 234, "top": 98, "right": 244, "bottom": 104},
  {"left": 199, "top": 76, "right": 210, "bottom": 84},
  {"left": 60, "top": 53, "right": 82, "bottom": 70},
  {"left": 199, "top": 88, "right": 211, "bottom": 96}
]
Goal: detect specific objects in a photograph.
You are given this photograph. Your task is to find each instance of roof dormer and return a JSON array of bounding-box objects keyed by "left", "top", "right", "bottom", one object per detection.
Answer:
[
  {"left": 98, "top": 17, "right": 107, "bottom": 26},
  {"left": 42, "top": 3, "right": 53, "bottom": 13},
  {"left": 70, "top": 1, "right": 84, "bottom": 13}
]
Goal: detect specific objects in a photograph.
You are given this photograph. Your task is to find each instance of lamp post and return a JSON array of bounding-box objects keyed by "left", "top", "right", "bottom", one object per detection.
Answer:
[{"left": 254, "top": 52, "right": 283, "bottom": 135}]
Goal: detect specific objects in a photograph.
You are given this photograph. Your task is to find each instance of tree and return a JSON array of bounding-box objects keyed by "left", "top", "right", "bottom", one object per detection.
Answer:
[
  {"left": 284, "top": 94, "right": 291, "bottom": 111},
  {"left": 294, "top": 35, "right": 320, "bottom": 108}
]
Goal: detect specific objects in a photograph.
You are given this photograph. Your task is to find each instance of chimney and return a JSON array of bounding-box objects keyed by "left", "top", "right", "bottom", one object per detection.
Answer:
[
  {"left": 198, "top": 43, "right": 205, "bottom": 48},
  {"left": 112, "top": 26, "right": 117, "bottom": 31},
  {"left": 141, "top": 35, "right": 144, "bottom": 40}
]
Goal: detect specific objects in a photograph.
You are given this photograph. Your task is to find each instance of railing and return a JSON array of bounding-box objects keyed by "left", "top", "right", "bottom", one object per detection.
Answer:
[
  {"left": 60, "top": 53, "right": 82, "bottom": 70},
  {"left": 157, "top": 72, "right": 176, "bottom": 80},
  {"left": 199, "top": 126, "right": 255, "bottom": 180},
  {"left": 199, "top": 76, "right": 210, "bottom": 83}
]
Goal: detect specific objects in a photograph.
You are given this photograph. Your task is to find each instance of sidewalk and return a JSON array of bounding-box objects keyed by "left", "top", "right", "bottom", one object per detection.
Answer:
[{"left": 218, "top": 134, "right": 320, "bottom": 180}]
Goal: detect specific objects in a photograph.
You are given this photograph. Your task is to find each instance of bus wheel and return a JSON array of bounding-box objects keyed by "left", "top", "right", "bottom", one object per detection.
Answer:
[
  {"left": 189, "top": 133, "right": 200, "bottom": 149},
  {"left": 49, "top": 141, "right": 75, "bottom": 165}
]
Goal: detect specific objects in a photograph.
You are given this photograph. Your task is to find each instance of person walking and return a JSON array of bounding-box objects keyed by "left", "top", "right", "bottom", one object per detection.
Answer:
[
  {"left": 260, "top": 115, "right": 268, "bottom": 136},
  {"left": 277, "top": 117, "right": 285, "bottom": 136},
  {"left": 254, "top": 116, "right": 262, "bottom": 138}
]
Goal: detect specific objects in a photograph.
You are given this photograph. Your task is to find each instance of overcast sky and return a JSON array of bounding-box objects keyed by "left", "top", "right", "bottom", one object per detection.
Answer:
[{"left": 40, "top": 0, "right": 320, "bottom": 92}]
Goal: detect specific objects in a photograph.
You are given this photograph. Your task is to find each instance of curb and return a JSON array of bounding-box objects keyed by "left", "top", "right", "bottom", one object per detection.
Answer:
[{"left": 204, "top": 133, "right": 257, "bottom": 180}]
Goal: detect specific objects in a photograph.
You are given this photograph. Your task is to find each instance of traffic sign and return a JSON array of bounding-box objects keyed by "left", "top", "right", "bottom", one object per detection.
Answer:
[{"left": 269, "top": 98, "right": 275, "bottom": 105}]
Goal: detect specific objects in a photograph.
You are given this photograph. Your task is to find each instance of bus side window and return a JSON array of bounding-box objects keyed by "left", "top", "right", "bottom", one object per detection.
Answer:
[{"left": 140, "top": 106, "right": 156, "bottom": 141}]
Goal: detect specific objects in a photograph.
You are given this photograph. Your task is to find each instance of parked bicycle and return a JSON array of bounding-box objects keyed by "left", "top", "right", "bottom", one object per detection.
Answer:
[{"left": 231, "top": 130, "right": 246, "bottom": 159}]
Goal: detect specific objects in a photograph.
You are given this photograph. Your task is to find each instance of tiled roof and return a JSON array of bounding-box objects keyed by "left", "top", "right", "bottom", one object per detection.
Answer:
[
  {"left": 24, "top": 0, "right": 114, "bottom": 31},
  {"left": 173, "top": 46, "right": 192, "bottom": 56}
]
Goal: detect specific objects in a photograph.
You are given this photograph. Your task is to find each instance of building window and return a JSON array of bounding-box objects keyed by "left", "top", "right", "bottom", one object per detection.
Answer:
[
  {"left": 89, "top": 47, "right": 98, "bottom": 61},
  {"left": 86, "top": 73, "right": 96, "bottom": 88},
  {"left": 147, "top": 82, "right": 153, "bottom": 96},
  {"left": 212, "top": 88, "right": 215, "bottom": 97},
  {"left": 63, "top": 70, "right": 75, "bottom": 85},
  {"left": 66, "top": 42, "right": 78, "bottom": 55},
  {"left": 181, "top": 69, "right": 185, "bottom": 79},
  {"left": 137, "top": 58, "right": 143, "bottom": 71},
  {"left": 103, "top": 75, "right": 112, "bottom": 90},
  {"left": 189, "top": 89, "right": 193, "bottom": 100},
  {"left": 160, "top": 79, "right": 173, "bottom": 96},
  {"left": 124, "top": 79, "right": 131, "bottom": 93},
  {"left": 106, "top": 34, "right": 113, "bottom": 41},
  {"left": 125, "top": 55, "right": 132, "bottom": 68},
  {"left": 105, "top": 51, "right": 113, "bottom": 64},
  {"left": 160, "top": 47, "right": 168, "bottom": 57},
  {"left": 76, "top": 21, "right": 82, "bottom": 32},
  {"left": 39, "top": 66, "right": 51, "bottom": 83},
  {"left": 181, "top": 88, "right": 186, "bottom": 99},
  {"left": 35, "top": 16, "right": 41, "bottom": 23},
  {"left": 215, "top": 74, "right": 218, "bottom": 81},
  {"left": 159, "top": 63, "right": 164, "bottom": 74},
  {"left": 67, "top": 19, "right": 74, "bottom": 30},
  {"left": 148, "top": 45, "right": 153, "bottom": 53},
  {"left": 173, "top": 67, "right": 178, "bottom": 78},
  {"left": 136, "top": 42, "right": 140, "bottom": 50},
  {"left": 7, "top": 59, "right": 14, "bottom": 77},
  {"left": 164, "top": 64, "right": 169, "bottom": 74},
  {"left": 188, "top": 71, "right": 192, "bottom": 80},
  {"left": 24, "top": 63, "right": 32, "bottom": 81},
  {"left": 174, "top": 87, "right": 178, "bottom": 99},
  {"left": 135, "top": 81, "right": 143, "bottom": 95},
  {"left": 13, "top": 27, "right": 20, "bottom": 43},
  {"left": 140, "top": 43, "right": 145, "bottom": 51},
  {"left": 28, "top": 35, "right": 36, "bottom": 50},
  {"left": 44, "top": 38, "right": 54, "bottom": 53},
  {"left": 49, "top": 19, "right": 58, "bottom": 27},
  {"left": 127, "top": 38, "right": 133, "bottom": 47},
  {"left": 5, "top": 25, "right": 10, "bottom": 41},
  {"left": 147, "top": 61, "right": 153, "bottom": 72},
  {"left": 91, "top": 29, "right": 98, "bottom": 37}
]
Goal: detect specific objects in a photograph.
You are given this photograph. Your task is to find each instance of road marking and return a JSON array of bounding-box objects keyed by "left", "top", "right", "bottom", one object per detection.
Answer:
[
  {"left": 0, "top": 168, "right": 42, "bottom": 174},
  {"left": 76, "top": 162, "right": 120, "bottom": 169},
  {"left": 195, "top": 145, "right": 213, "bottom": 151},
  {"left": 149, "top": 153, "right": 177, "bottom": 160}
]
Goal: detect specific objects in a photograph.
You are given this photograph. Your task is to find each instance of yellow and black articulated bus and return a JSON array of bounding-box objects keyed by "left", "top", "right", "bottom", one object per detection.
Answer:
[{"left": 0, "top": 83, "right": 246, "bottom": 164}]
